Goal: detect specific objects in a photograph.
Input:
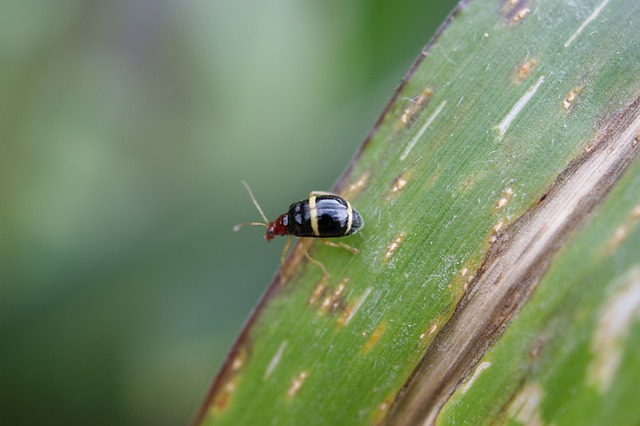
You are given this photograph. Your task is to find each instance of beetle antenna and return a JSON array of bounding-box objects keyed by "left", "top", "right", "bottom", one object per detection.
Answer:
[
  {"left": 233, "top": 180, "right": 270, "bottom": 231},
  {"left": 233, "top": 221, "right": 268, "bottom": 231},
  {"left": 241, "top": 180, "right": 269, "bottom": 223}
]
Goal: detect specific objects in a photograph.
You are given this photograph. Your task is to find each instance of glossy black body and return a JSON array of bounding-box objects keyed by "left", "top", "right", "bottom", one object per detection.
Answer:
[{"left": 287, "top": 195, "right": 363, "bottom": 238}]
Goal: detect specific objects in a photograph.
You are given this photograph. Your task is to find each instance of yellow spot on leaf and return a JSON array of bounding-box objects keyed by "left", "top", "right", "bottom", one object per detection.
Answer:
[
  {"left": 387, "top": 169, "right": 414, "bottom": 200},
  {"left": 392, "top": 176, "right": 407, "bottom": 193},
  {"left": 563, "top": 86, "right": 582, "bottom": 110},
  {"left": 607, "top": 226, "right": 628, "bottom": 252},
  {"left": 428, "top": 321, "right": 439, "bottom": 335},
  {"left": 384, "top": 232, "right": 406, "bottom": 262},
  {"left": 512, "top": 7, "right": 530, "bottom": 23},
  {"left": 513, "top": 58, "right": 537, "bottom": 84},
  {"left": 500, "top": 0, "right": 531, "bottom": 26},
  {"left": 314, "top": 278, "right": 348, "bottom": 315},
  {"left": 231, "top": 357, "right": 242, "bottom": 371},
  {"left": 287, "top": 371, "right": 309, "bottom": 399},
  {"left": 309, "top": 282, "right": 327, "bottom": 305},
  {"left": 396, "top": 88, "right": 433, "bottom": 130},
  {"left": 370, "top": 394, "right": 396, "bottom": 423},
  {"left": 604, "top": 205, "right": 640, "bottom": 253},
  {"left": 208, "top": 347, "right": 248, "bottom": 413},
  {"left": 419, "top": 319, "right": 440, "bottom": 344},
  {"left": 507, "top": 382, "right": 544, "bottom": 426},
  {"left": 363, "top": 321, "right": 387, "bottom": 352},
  {"left": 495, "top": 187, "right": 514, "bottom": 212},
  {"left": 211, "top": 378, "right": 236, "bottom": 412},
  {"left": 341, "top": 172, "right": 369, "bottom": 200}
]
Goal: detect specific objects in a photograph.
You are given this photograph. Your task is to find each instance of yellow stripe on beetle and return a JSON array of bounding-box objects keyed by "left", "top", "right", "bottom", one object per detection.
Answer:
[
  {"left": 344, "top": 200, "right": 353, "bottom": 235},
  {"left": 309, "top": 196, "right": 320, "bottom": 236}
]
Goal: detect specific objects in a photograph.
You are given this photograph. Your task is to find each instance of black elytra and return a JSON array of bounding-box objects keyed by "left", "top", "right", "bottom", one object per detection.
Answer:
[{"left": 286, "top": 195, "right": 364, "bottom": 238}]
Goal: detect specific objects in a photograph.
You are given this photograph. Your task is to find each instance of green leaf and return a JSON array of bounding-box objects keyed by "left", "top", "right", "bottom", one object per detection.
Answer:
[{"left": 194, "top": 0, "right": 640, "bottom": 424}]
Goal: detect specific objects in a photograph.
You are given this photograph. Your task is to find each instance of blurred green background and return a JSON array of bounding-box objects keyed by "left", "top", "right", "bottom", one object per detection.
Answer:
[{"left": 0, "top": 1, "right": 457, "bottom": 424}]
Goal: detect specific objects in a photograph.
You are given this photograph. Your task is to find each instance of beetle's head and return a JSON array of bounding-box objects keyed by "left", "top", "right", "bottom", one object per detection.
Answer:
[{"left": 266, "top": 214, "right": 288, "bottom": 241}]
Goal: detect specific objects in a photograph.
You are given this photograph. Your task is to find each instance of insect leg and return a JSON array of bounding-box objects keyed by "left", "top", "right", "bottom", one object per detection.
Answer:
[
  {"left": 301, "top": 239, "right": 330, "bottom": 279},
  {"left": 280, "top": 236, "right": 293, "bottom": 266},
  {"left": 321, "top": 240, "right": 360, "bottom": 254}
]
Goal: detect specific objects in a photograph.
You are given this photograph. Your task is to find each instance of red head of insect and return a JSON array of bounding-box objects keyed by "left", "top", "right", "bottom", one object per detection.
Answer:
[{"left": 265, "top": 213, "right": 288, "bottom": 241}]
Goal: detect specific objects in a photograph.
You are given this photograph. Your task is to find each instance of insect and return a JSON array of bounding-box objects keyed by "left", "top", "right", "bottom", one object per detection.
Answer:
[{"left": 234, "top": 181, "right": 364, "bottom": 277}]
